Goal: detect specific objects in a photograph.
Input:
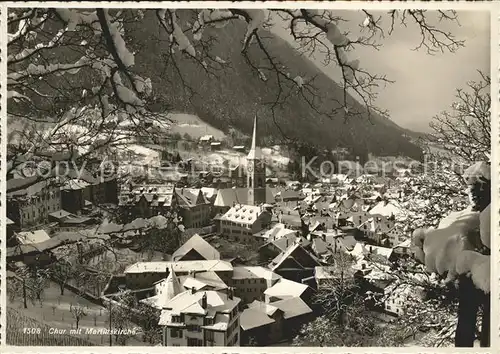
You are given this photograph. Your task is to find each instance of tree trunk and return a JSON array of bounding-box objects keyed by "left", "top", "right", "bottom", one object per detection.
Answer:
[
  {"left": 455, "top": 275, "right": 480, "bottom": 347},
  {"left": 22, "top": 280, "right": 27, "bottom": 309},
  {"left": 60, "top": 283, "right": 65, "bottom": 296},
  {"left": 480, "top": 293, "right": 490, "bottom": 347}
]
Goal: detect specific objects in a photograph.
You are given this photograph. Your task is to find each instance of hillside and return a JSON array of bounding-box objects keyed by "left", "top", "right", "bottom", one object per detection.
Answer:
[
  {"left": 8, "top": 10, "right": 423, "bottom": 162},
  {"left": 127, "top": 11, "right": 423, "bottom": 161}
]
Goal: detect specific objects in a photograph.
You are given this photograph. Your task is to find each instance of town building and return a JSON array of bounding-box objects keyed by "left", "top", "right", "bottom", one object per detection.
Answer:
[
  {"left": 240, "top": 296, "right": 313, "bottom": 345},
  {"left": 230, "top": 266, "right": 281, "bottom": 304},
  {"left": 175, "top": 188, "right": 212, "bottom": 229},
  {"left": 384, "top": 283, "right": 425, "bottom": 316},
  {"left": 118, "top": 183, "right": 176, "bottom": 221},
  {"left": 268, "top": 242, "right": 320, "bottom": 283},
  {"left": 60, "top": 179, "right": 92, "bottom": 214},
  {"left": 172, "top": 234, "right": 220, "bottom": 261},
  {"left": 159, "top": 288, "right": 241, "bottom": 346},
  {"left": 124, "top": 260, "right": 234, "bottom": 290},
  {"left": 219, "top": 204, "right": 272, "bottom": 242},
  {"left": 7, "top": 176, "right": 61, "bottom": 229}
]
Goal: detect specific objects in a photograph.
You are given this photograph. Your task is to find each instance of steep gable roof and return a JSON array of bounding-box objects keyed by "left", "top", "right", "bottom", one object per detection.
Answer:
[
  {"left": 172, "top": 234, "right": 220, "bottom": 261},
  {"left": 214, "top": 187, "right": 275, "bottom": 207}
]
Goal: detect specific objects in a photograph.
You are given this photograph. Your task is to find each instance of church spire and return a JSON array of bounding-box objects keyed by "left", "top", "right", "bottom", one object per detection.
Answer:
[{"left": 247, "top": 114, "right": 261, "bottom": 160}]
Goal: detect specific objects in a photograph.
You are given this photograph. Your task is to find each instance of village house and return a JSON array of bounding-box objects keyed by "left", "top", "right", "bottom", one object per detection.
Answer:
[
  {"left": 264, "top": 277, "right": 314, "bottom": 305},
  {"left": 175, "top": 188, "right": 212, "bottom": 229},
  {"left": 172, "top": 234, "right": 220, "bottom": 261},
  {"left": 384, "top": 283, "right": 425, "bottom": 317},
  {"left": 7, "top": 176, "right": 61, "bottom": 229},
  {"left": 392, "top": 239, "right": 414, "bottom": 257},
  {"left": 123, "top": 260, "right": 234, "bottom": 290},
  {"left": 118, "top": 183, "right": 177, "bottom": 222},
  {"left": 199, "top": 135, "right": 214, "bottom": 150},
  {"left": 240, "top": 296, "right": 313, "bottom": 345},
  {"left": 60, "top": 179, "right": 92, "bottom": 214},
  {"left": 159, "top": 288, "right": 241, "bottom": 347},
  {"left": 274, "top": 190, "right": 304, "bottom": 207},
  {"left": 268, "top": 242, "right": 321, "bottom": 283},
  {"left": 210, "top": 141, "right": 222, "bottom": 151},
  {"left": 230, "top": 266, "right": 282, "bottom": 304},
  {"left": 15, "top": 229, "right": 51, "bottom": 245}
]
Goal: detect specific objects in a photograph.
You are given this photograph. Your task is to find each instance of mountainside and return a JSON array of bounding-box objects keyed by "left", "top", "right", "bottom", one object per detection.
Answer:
[
  {"left": 9, "top": 10, "right": 423, "bottom": 162},
  {"left": 128, "top": 12, "right": 423, "bottom": 161}
]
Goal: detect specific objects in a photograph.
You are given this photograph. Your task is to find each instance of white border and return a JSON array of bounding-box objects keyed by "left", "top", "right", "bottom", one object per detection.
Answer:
[{"left": 1, "top": 1, "right": 499, "bottom": 353}]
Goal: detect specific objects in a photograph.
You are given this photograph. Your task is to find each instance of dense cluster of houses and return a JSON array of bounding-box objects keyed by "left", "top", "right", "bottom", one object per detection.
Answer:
[
  {"left": 100, "top": 116, "right": 426, "bottom": 346},
  {"left": 7, "top": 116, "right": 434, "bottom": 347}
]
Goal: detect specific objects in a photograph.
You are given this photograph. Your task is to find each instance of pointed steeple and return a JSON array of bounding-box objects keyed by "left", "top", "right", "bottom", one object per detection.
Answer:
[
  {"left": 165, "top": 264, "right": 183, "bottom": 301},
  {"left": 247, "top": 114, "right": 261, "bottom": 160}
]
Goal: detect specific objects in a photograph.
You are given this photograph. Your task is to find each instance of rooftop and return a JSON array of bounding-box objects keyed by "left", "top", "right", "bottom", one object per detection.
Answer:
[
  {"left": 158, "top": 290, "right": 240, "bottom": 326},
  {"left": 232, "top": 266, "right": 281, "bottom": 281},
  {"left": 220, "top": 204, "right": 264, "bottom": 225},
  {"left": 16, "top": 230, "right": 51, "bottom": 245},
  {"left": 172, "top": 234, "right": 220, "bottom": 261},
  {"left": 124, "top": 260, "right": 233, "bottom": 274},
  {"left": 264, "top": 278, "right": 309, "bottom": 299}
]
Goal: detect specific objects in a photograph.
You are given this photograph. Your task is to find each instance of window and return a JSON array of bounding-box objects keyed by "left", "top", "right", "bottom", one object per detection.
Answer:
[
  {"left": 187, "top": 324, "right": 201, "bottom": 332},
  {"left": 172, "top": 315, "right": 182, "bottom": 323},
  {"left": 205, "top": 330, "right": 214, "bottom": 341},
  {"left": 260, "top": 279, "right": 265, "bottom": 284},
  {"left": 170, "top": 328, "right": 183, "bottom": 338},
  {"left": 187, "top": 337, "right": 203, "bottom": 346}
]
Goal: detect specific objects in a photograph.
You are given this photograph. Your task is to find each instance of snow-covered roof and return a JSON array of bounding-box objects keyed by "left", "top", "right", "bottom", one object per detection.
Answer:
[
  {"left": 142, "top": 265, "right": 183, "bottom": 309},
  {"left": 232, "top": 266, "right": 281, "bottom": 281},
  {"left": 17, "top": 230, "right": 51, "bottom": 244},
  {"left": 61, "top": 178, "right": 91, "bottom": 191},
  {"left": 264, "top": 278, "right": 308, "bottom": 299},
  {"left": 220, "top": 204, "right": 264, "bottom": 225},
  {"left": 394, "top": 239, "right": 411, "bottom": 249},
  {"left": 199, "top": 135, "right": 214, "bottom": 141},
  {"left": 366, "top": 245, "right": 393, "bottom": 259},
  {"left": 240, "top": 308, "right": 275, "bottom": 330},
  {"left": 172, "top": 234, "right": 220, "bottom": 261},
  {"left": 315, "top": 266, "right": 342, "bottom": 280},
  {"left": 158, "top": 290, "right": 240, "bottom": 327},
  {"left": 369, "top": 200, "right": 406, "bottom": 219},
  {"left": 260, "top": 223, "right": 296, "bottom": 241},
  {"left": 271, "top": 297, "right": 312, "bottom": 319},
  {"left": 125, "top": 260, "right": 233, "bottom": 274}
]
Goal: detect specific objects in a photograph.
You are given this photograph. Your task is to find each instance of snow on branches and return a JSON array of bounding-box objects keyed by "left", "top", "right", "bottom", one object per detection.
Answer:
[
  {"left": 428, "top": 72, "right": 490, "bottom": 164},
  {"left": 7, "top": 8, "right": 468, "bottom": 170}
]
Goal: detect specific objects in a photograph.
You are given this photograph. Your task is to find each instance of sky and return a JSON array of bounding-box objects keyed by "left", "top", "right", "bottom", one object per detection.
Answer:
[{"left": 271, "top": 10, "right": 490, "bottom": 132}]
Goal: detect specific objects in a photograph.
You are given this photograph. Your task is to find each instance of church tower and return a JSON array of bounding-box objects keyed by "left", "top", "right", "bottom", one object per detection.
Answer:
[{"left": 247, "top": 114, "right": 266, "bottom": 206}]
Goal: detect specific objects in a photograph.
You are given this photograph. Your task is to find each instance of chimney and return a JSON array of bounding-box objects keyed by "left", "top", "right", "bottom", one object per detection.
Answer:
[
  {"left": 191, "top": 287, "right": 196, "bottom": 294},
  {"left": 201, "top": 293, "right": 207, "bottom": 309},
  {"left": 228, "top": 287, "right": 234, "bottom": 300}
]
